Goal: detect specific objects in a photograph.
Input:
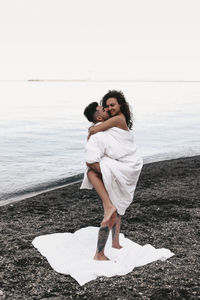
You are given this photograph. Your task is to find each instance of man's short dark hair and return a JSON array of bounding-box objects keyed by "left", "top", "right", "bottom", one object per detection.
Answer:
[{"left": 84, "top": 102, "right": 98, "bottom": 122}]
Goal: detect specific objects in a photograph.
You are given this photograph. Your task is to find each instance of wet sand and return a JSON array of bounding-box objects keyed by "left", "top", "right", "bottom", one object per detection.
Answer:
[{"left": 0, "top": 156, "right": 199, "bottom": 299}]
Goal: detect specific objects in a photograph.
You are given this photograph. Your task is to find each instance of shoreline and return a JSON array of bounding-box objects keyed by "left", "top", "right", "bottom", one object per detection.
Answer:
[
  {"left": 1, "top": 153, "right": 200, "bottom": 207},
  {"left": 0, "top": 179, "right": 83, "bottom": 207},
  {"left": 0, "top": 155, "right": 199, "bottom": 299}
]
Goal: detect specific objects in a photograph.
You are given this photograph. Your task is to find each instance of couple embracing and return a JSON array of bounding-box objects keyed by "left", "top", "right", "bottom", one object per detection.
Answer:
[{"left": 81, "top": 90, "right": 143, "bottom": 261}]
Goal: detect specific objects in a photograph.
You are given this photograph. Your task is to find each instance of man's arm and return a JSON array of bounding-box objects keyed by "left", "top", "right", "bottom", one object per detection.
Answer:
[{"left": 85, "top": 133, "right": 106, "bottom": 164}]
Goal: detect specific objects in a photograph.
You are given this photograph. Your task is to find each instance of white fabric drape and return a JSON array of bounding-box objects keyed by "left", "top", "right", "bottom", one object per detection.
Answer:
[
  {"left": 81, "top": 127, "right": 143, "bottom": 215},
  {"left": 32, "top": 227, "right": 174, "bottom": 286}
]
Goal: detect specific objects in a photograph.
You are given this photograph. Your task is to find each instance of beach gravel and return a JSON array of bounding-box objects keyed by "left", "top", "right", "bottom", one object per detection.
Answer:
[{"left": 0, "top": 156, "right": 199, "bottom": 299}]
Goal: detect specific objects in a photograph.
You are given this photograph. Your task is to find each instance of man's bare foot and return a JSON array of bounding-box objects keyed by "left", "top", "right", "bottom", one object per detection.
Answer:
[
  {"left": 101, "top": 205, "right": 117, "bottom": 227},
  {"left": 94, "top": 253, "right": 110, "bottom": 261},
  {"left": 112, "top": 244, "right": 123, "bottom": 249}
]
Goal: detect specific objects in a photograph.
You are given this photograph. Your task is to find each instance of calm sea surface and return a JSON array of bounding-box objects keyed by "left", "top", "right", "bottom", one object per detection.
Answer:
[{"left": 0, "top": 81, "right": 200, "bottom": 203}]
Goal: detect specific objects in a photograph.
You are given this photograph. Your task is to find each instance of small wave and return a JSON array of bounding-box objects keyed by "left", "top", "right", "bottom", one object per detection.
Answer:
[
  {"left": 142, "top": 148, "right": 200, "bottom": 164},
  {"left": 0, "top": 173, "right": 84, "bottom": 204}
]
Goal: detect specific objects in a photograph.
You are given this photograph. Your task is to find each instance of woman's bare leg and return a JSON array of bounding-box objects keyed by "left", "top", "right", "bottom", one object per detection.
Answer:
[
  {"left": 87, "top": 169, "right": 116, "bottom": 226},
  {"left": 112, "top": 213, "right": 122, "bottom": 249},
  {"left": 86, "top": 162, "right": 102, "bottom": 175}
]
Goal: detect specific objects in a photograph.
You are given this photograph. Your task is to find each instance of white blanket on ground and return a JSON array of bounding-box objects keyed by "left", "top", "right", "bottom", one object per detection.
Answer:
[
  {"left": 32, "top": 227, "right": 174, "bottom": 286},
  {"left": 80, "top": 127, "right": 143, "bottom": 215}
]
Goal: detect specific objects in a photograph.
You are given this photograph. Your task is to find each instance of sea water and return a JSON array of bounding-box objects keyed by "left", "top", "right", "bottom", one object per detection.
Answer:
[{"left": 0, "top": 81, "right": 200, "bottom": 203}]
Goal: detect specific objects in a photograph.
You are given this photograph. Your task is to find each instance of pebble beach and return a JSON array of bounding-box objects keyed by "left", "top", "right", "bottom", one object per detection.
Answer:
[{"left": 0, "top": 156, "right": 199, "bottom": 299}]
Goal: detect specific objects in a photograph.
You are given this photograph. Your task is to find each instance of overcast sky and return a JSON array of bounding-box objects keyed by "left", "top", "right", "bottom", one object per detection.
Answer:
[{"left": 0, "top": 0, "right": 200, "bottom": 80}]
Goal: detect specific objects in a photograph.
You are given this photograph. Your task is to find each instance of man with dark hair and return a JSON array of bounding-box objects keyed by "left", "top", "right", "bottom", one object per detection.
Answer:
[
  {"left": 83, "top": 102, "right": 116, "bottom": 227},
  {"left": 82, "top": 103, "right": 121, "bottom": 260},
  {"left": 83, "top": 102, "right": 98, "bottom": 122},
  {"left": 84, "top": 101, "right": 109, "bottom": 123}
]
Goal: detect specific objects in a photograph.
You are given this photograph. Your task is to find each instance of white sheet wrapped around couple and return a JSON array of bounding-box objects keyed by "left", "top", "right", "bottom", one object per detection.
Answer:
[{"left": 80, "top": 125, "right": 143, "bottom": 216}]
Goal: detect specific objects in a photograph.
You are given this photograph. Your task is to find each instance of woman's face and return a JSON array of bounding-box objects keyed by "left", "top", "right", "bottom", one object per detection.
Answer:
[{"left": 105, "top": 97, "right": 121, "bottom": 117}]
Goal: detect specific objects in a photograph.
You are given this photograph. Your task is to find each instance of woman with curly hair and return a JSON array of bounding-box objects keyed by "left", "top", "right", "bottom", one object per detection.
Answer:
[{"left": 89, "top": 90, "right": 133, "bottom": 136}]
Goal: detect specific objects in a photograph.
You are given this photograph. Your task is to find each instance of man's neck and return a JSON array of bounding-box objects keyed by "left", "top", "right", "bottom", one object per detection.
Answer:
[{"left": 94, "top": 121, "right": 103, "bottom": 126}]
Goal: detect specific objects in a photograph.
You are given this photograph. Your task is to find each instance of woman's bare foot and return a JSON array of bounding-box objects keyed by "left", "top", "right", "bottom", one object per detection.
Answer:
[
  {"left": 101, "top": 205, "right": 117, "bottom": 227},
  {"left": 94, "top": 253, "right": 109, "bottom": 261}
]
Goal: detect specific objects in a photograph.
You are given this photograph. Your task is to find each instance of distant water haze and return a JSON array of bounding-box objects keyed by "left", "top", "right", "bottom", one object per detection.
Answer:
[{"left": 0, "top": 80, "right": 200, "bottom": 203}]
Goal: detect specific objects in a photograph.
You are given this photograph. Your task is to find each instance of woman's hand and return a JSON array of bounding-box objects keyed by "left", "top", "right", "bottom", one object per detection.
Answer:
[
  {"left": 88, "top": 125, "right": 97, "bottom": 135},
  {"left": 87, "top": 125, "right": 96, "bottom": 140},
  {"left": 87, "top": 132, "right": 91, "bottom": 140}
]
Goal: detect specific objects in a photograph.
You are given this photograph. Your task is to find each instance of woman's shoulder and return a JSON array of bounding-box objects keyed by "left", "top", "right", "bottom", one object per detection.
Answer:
[
  {"left": 111, "top": 114, "right": 128, "bottom": 130},
  {"left": 111, "top": 113, "right": 125, "bottom": 122}
]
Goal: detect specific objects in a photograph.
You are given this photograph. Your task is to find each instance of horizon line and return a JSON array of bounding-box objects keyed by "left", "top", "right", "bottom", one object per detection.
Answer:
[{"left": 0, "top": 79, "right": 200, "bottom": 83}]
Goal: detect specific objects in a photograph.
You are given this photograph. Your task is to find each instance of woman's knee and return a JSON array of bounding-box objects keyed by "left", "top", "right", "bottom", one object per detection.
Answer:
[{"left": 87, "top": 162, "right": 96, "bottom": 168}]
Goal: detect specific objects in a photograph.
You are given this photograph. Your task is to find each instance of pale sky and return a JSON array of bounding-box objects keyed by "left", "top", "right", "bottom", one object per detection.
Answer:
[{"left": 0, "top": 0, "right": 200, "bottom": 80}]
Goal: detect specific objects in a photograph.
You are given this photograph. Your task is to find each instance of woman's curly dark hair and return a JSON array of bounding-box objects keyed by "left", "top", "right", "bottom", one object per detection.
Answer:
[{"left": 101, "top": 90, "right": 133, "bottom": 130}]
